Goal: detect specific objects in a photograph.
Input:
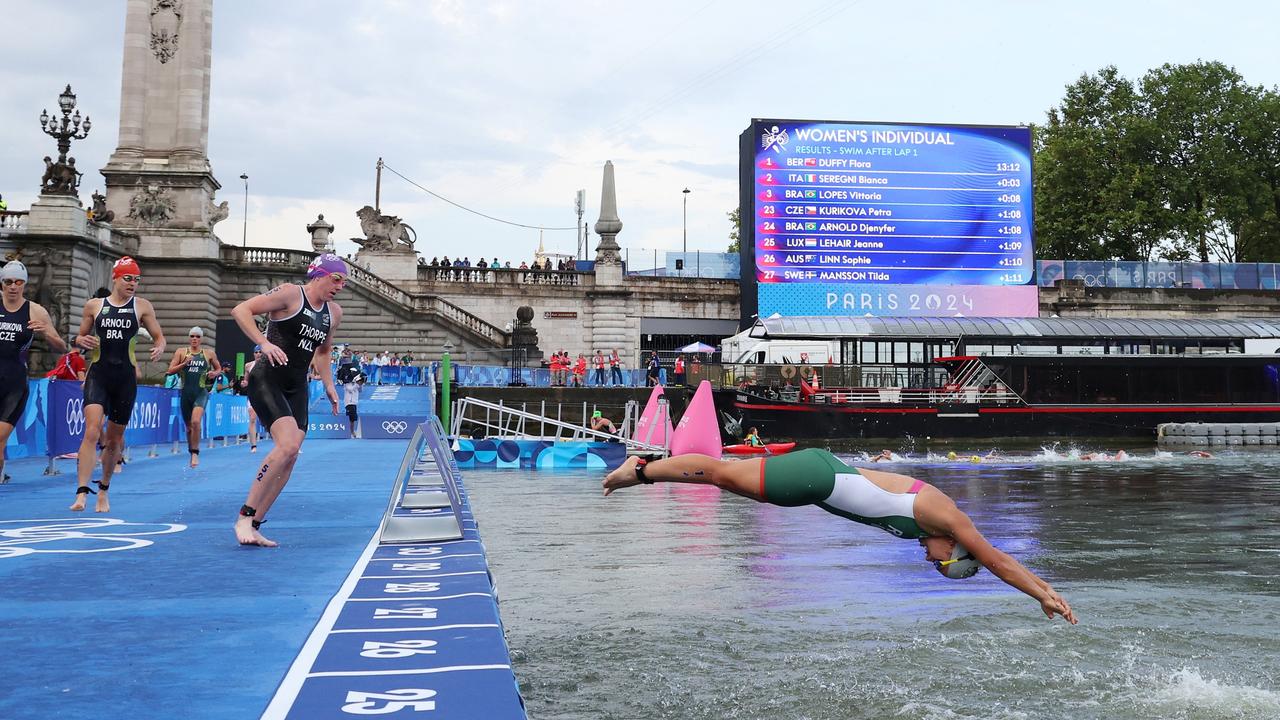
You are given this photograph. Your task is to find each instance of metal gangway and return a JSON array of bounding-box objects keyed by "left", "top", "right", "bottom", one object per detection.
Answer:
[{"left": 450, "top": 396, "right": 669, "bottom": 455}]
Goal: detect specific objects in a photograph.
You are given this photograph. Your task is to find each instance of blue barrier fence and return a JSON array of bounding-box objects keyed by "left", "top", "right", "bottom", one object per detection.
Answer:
[
  {"left": 6, "top": 379, "right": 250, "bottom": 461},
  {"left": 1037, "top": 260, "right": 1280, "bottom": 289},
  {"left": 446, "top": 364, "right": 649, "bottom": 388}
]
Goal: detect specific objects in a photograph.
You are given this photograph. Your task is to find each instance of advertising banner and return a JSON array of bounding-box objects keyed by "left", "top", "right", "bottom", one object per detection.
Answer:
[
  {"left": 362, "top": 414, "right": 427, "bottom": 440},
  {"left": 4, "top": 379, "right": 49, "bottom": 459},
  {"left": 203, "top": 392, "right": 251, "bottom": 439}
]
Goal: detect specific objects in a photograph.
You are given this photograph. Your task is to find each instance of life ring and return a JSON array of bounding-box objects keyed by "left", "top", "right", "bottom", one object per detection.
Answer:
[{"left": 780, "top": 365, "right": 797, "bottom": 379}]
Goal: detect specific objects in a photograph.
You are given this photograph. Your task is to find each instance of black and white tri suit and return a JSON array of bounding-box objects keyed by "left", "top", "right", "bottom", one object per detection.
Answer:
[{"left": 247, "top": 286, "right": 331, "bottom": 431}]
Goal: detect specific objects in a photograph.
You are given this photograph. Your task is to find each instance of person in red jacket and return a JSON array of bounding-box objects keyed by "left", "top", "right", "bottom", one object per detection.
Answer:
[
  {"left": 572, "top": 353, "right": 587, "bottom": 388},
  {"left": 46, "top": 343, "right": 87, "bottom": 381}
]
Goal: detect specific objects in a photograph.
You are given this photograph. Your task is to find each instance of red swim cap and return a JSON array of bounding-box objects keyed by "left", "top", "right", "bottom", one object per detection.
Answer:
[{"left": 112, "top": 256, "right": 141, "bottom": 279}]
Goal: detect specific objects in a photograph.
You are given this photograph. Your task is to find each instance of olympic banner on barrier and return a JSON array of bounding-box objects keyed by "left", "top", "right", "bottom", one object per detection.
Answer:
[
  {"left": 3, "top": 379, "right": 50, "bottom": 459},
  {"left": 306, "top": 419, "right": 351, "bottom": 439},
  {"left": 204, "top": 392, "right": 250, "bottom": 439},
  {"left": 47, "top": 380, "right": 249, "bottom": 457},
  {"left": 361, "top": 414, "right": 427, "bottom": 440}
]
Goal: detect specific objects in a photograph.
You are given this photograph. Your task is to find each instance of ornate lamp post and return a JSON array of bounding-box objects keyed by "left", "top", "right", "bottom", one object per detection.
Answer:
[{"left": 38, "top": 84, "right": 92, "bottom": 195}]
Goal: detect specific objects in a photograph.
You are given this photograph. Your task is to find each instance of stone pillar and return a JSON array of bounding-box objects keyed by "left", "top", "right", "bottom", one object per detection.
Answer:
[
  {"left": 308, "top": 214, "right": 335, "bottom": 252},
  {"left": 100, "top": 0, "right": 221, "bottom": 259},
  {"left": 589, "top": 161, "right": 631, "bottom": 355}
]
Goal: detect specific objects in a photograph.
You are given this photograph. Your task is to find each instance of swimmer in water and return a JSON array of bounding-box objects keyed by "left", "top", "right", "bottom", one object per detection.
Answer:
[
  {"left": 604, "top": 448, "right": 1076, "bottom": 623},
  {"left": 1188, "top": 450, "right": 1213, "bottom": 459},
  {"left": 870, "top": 449, "right": 893, "bottom": 462}
]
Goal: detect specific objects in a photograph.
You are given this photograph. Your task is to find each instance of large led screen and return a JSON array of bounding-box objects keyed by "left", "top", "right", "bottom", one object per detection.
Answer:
[{"left": 738, "top": 119, "right": 1038, "bottom": 321}]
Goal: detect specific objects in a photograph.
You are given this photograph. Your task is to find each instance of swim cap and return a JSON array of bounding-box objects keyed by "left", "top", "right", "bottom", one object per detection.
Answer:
[
  {"left": 307, "top": 253, "right": 347, "bottom": 280},
  {"left": 189, "top": 326, "right": 203, "bottom": 338},
  {"left": 970, "top": 455, "right": 982, "bottom": 464},
  {"left": 592, "top": 410, "right": 602, "bottom": 418},
  {"left": 253, "top": 344, "right": 261, "bottom": 352},
  {"left": 936, "top": 542, "right": 981, "bottom": 580},
  {"left": 946, "top": 451, "right": 957, "bottom": 461},
  {"left": 1, "top": 261, "right": 28, "bottom": 283},
  {"left": 112, "top": 256, "right": 141, "bottom": 279}
]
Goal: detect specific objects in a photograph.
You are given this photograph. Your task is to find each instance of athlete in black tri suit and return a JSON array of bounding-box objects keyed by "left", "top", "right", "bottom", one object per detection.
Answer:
[
  {"left": 0, "top": 261, "right": 66, "bottom": 483},
  {"left": 230, "top": 253, "right": 346, "bottom": 546},
  {"left": 166, "top": 326, "right": 222, "bottom": 468},
  {"left": 69, "top": 257, "right": 166, "bottom": 513}
]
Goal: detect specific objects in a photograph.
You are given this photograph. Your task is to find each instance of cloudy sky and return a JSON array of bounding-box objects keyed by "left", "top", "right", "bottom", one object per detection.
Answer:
[{"left": 3, "top": 1, "right": 1278, "bottom": 265}]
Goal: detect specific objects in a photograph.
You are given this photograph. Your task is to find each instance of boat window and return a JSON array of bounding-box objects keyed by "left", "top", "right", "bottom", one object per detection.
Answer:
[
  {"left": 1180, "top": 365, "right": 1228, "bottom": 401},
  {"left": 908, "top": 342, "right": 926, "bottom": 363},
  {"left": 1078, "top": 364, "right": 1127, "bottom": 403},
  {"left": 859, "top": 341, "right": 877, "bottom": 364},
  {"left": 893, "top": 343, "right": 909, "bottom": 364},
  {"left": 1230, "top": 365, "right": 1279, "bottom": 402},
  {"left": 1132, "top": 366, "right": 1179, "bottom": 403},
  {"left": 1024, "top": 363, "right": 1078, "bottom": 403}
]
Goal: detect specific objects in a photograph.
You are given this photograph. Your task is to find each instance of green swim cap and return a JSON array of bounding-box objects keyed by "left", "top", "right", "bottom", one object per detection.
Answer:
[{"left": 592, "top": 410, "right": 602, "bottom": 417}]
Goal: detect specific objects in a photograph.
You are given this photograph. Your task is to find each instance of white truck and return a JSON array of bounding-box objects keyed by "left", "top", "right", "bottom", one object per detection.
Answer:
[{"left": 719, "top": 327, "right": 838, "bottom": 365}]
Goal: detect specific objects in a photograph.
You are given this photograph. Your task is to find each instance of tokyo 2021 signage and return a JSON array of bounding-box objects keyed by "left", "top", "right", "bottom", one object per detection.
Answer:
[{"left": 738, "top": 118, "right": 1037, "bottom": 319}]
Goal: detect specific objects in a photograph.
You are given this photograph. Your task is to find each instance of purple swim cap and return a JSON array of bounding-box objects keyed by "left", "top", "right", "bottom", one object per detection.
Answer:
[{"left": 307, "top": 253, "right": 348, "bottom": 280}]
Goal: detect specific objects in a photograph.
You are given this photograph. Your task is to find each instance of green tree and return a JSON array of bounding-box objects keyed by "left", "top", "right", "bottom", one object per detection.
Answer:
[
  {"left": 727, "top": 207, "right": 740, "bottom": 253},
  {"left": 1034, "top": 61, "right": 1280, "bottom": 262}
]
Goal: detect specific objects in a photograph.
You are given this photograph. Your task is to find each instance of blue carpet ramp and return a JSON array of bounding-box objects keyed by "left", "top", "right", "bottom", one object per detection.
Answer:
[{"left": 261, "top": 419, "right": 525, "bottom": 719}]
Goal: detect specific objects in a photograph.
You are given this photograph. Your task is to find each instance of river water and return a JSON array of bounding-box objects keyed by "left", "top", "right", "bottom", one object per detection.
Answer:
[{"left": 465, "top": 448, "right": 1280, "bottom": 720}]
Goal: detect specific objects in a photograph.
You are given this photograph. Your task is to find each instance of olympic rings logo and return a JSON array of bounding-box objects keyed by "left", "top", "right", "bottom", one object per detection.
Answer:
[
  {"left": 381, "top": 421, "right": 408, "bottom": 434},
  {"left": 65, "top": 398, "right": 85, "bottom": 436}
]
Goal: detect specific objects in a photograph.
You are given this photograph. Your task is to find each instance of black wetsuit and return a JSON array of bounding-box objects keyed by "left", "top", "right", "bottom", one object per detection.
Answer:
[
  {"left": 248, "top": 286, "right": 330, "bottom": 431},
  {"left": 0, "top": 300, "right": 34, "bottom": 426},
  {"left": 83, "top": 297, "right": 140, "bottom": 425}
]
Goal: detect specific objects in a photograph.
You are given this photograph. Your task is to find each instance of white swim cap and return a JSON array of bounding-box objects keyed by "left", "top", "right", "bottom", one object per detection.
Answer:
[
  {"left": 1, "top": 261, "right": 28, "bottom": 283},
  {"left": 189, "top": 326, "right": 204, "bottom": 338},
  {"left": 937, "top": 542, "right": 981, "bottom": 580}
]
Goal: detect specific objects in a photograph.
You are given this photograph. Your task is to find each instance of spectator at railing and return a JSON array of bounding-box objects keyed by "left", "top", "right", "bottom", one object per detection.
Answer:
[{"left": 609, "top": 349, "right": 623, "bottom": 386}]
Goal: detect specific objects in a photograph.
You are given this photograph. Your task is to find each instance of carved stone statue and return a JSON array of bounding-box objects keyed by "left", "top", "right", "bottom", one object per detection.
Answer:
[
  {"left": 150, "top": 0, "right": 183, "bottom": 64},
  {"left": 90, "top": 190, "right": 116, "bottom": 223},
  {"left": 26, "top": 247, "right": 70, "bottom": 344},
  {"left": 207, "top": 195, "right": 229, "bottom": 226},
  {"left": 40, "top": 156, "right": 83, "bottom": 195},
  {"left": 353, "top": 205, "right": 416, "bottom": 253},
  {"left": 127, "top": 183, "right": 176, "bottom": 226}
]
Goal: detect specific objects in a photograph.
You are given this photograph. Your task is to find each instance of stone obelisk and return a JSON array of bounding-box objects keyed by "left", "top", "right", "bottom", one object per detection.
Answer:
[
  {"left": 588, "top": 161, "right": 632, "bottom": 358},
  {"left": 100, "top": 0, "right": 223, "bottom": 257}
]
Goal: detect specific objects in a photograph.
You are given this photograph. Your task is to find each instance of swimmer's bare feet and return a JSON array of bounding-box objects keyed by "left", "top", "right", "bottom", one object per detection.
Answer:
[
  {"left": 94, "top": 488, "right": 110, "bottom": 513},
  {"left": 70, "top": 488, "right": 88, "bottom": 511},
  {"left": 603, "top": 456, "right": 643, "bottom": 496},
  {"left": 190, "top": 452, "right": 199, "bottom": 468},
  {"left": 235, "top": 516, "right": 277, "bottom": 547}
]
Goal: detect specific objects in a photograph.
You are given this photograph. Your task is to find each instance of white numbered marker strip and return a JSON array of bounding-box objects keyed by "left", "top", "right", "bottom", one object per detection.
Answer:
[{"left": 261, "top": 452, "right": 525, "bottom": 719}]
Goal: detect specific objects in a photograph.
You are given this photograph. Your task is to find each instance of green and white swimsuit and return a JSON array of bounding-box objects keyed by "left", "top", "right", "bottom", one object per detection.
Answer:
[{"left": 760, "top": 448, "right": 928, "bottom": 539}]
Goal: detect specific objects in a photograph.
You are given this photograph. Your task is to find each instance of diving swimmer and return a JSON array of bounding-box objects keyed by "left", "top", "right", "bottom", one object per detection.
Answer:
[{"left": 603, "top": 448, "right": 1077, "bottom": 623}]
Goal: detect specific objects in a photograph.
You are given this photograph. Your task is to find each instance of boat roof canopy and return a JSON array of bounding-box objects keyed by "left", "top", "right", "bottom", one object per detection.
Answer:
[{"left": 753, "top": 316, "right": 1280, "bottom": 341}]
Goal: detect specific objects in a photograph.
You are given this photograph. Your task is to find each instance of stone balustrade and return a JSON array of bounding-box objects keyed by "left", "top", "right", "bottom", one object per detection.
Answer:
[
  {"left": 0, "top": 211, "right": 29, "bottom": 235},
  {"left": 417, "top": 265, "right": 582, "bottom": 286}
]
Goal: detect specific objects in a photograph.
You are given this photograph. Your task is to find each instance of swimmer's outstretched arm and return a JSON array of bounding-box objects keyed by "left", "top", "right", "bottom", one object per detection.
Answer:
[
  {"left": 916, "top": 493, "right": 1077, "bottom": 624},
  {"left": 603, "top": 455, "right": 764, "bottom": 501}
]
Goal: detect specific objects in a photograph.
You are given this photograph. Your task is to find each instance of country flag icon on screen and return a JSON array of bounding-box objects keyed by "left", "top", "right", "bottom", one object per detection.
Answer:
[
  {"left": 804, "top": 190, "right": 817, "bottom": 199},
  {"left": 804, "top": 173, "right": 817, "bottom": 182},
  {"left": 805, "top": 206, "right": 818, "bottom": 215},
  {"left": 801, "top": 238, "right": 818, "bottom": 247},
  {"left": 805, "top": 222, "right": 817, "bottom": 230},
  {"left": 804, "top": 158, "right": 817, "bottom": 167}
]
